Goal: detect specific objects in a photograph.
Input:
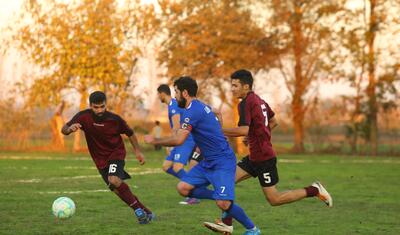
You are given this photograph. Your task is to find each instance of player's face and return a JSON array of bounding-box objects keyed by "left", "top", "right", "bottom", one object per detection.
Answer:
[
  {"left": 174, "top": 86, "right": 187, "bottom": 108},
  {"left": 157, "top": 92, "right": 165, "bottom": 103},
  {"left": 231, "top": 79, "right": 246, "bottom": 99},
  {"left": 90, "top": 102, "right": 106, "bottom": 116}
]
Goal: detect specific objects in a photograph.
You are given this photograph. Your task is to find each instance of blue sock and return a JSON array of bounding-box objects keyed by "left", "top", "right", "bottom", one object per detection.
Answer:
[
  {"left": 189, "top": 187, "right": 214, "bottom": 200},
  {"left": 176, "top": 169, "right": 187, "bottom": 179},
  {"left": 226, "top": 203, "right": 255, "bottom": 229},
  {"left": 166, "top": 167, "right": 179, "bottom": 179}
]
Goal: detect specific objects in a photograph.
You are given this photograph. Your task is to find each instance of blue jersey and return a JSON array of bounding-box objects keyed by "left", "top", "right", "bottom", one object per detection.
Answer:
[
  {"left": 181, "top": 99, "right": 233, "bottom": 161},
  {"left": 168, "top": 98, "right": 194, "bottom": 143}
]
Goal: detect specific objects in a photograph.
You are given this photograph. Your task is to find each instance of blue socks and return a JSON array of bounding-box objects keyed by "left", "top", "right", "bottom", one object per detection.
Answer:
[
  {"left": 166, "top": 167, "right": 187, "bottom": 179},
  {"left": 166, "top": 167, "right": 180, "bottom": 178},
  {"left": 225, "top": 203, "right": 255, "bottom": 229},
  {"left": 189, "top": 187, "right": 214, "bottom": 199}
]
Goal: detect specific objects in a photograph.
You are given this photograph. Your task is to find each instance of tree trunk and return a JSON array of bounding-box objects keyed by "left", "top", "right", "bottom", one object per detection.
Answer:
[
  {"left": 291, "top": 2, "right": 306, "bottom": 153},
  {"left": 73, "top": 91, "right": 87, "bottom": 152},
  {"left": 367, "top": 0, "right": 378, "bottom": 155}
]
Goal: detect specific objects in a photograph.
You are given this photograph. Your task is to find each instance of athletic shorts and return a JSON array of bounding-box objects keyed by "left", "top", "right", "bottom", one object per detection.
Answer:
[
  {"left": 165, "top": 141, "right": 197, "bottom": 165},
  {"left": 98, "top": 160, "right": 131, "bottom": 185},
  {"left": 237, "top": 156, "right": 279, "bottom": 187},
  {"left": 190, "top": 148, "right": 204, "bottom": 163},
  {"left": 182, "top": 153, "right": 236, "bottom": 200}
]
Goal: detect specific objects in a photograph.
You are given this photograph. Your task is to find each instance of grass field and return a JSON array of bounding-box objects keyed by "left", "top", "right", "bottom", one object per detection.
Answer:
[{"left": 0, "top": 151, "right": 399, "bottom": 235}]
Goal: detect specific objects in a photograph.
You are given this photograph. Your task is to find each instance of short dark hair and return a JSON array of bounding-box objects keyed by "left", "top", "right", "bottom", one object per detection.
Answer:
[
  {"left": 173, "top": 76, "right": 198, "bottom": 97},
  {"left": 231, "top": 69, "right": 253, "bottom": 89},
  {"left": 155, "top": 120, "right": 160, "bottom": 125},
  {"left": 89, "top": 91, "right": 106, "bottom": 104},
  {"left": 157, "top": 84, "right": 171, "bottom": 95}
]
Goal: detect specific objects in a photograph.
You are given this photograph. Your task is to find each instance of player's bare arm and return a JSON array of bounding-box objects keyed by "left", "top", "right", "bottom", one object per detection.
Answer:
[
  {"left": 269, "top": 117, "right": 278, "bottom": 130},
  {"left": 171, "top": 114, "right": 181, "bottom": 133},
  {"left": 61, "top": 123, "right": 81, "bottom": 135},
  {"left": 145, "top": 128, "right": 190, "bottom": 147},
  {"left": 128, "top": 133, "right": 145, "bottom": 165},
  {"left": 223, "top": 126, "right": 249, "bottom": 137}
]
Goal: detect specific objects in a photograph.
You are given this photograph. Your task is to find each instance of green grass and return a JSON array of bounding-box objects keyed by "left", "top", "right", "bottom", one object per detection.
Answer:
[{"left": 0, "top": 151, "right": 399, "bottom": 235}]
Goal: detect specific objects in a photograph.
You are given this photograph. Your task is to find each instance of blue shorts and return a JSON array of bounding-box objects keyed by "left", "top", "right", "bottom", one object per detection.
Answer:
[
  {"left": 181, "top": 154, "right": 236, "bottom": 200},
  {"left": 165, "top": 140, "right": 196, "bottom": 165}
]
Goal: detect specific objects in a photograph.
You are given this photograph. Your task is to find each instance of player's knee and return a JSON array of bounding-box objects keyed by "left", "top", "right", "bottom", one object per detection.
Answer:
[
  {"left": 162, "top": 165, "right": 170, "bottom": 172},
  {"left": 108, "top": 176, "right": 122, "bottom": 188},
  {"left": 265, "top": 194, "right": 281, "bottom": 206},
  {"left": 215, "top": 200, "right": 231, "bottom": 210},
  {"left": 172, "top": 164, "right": 183, "bottom": 173},
  {"left": 176, "top": 182, "right": 190, "bottom": 196}
]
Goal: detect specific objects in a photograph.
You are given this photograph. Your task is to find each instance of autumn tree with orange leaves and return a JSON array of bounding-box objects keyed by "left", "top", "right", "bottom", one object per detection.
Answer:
[{"left": 10, "top": 0, "right": 157, "bottom": 151}]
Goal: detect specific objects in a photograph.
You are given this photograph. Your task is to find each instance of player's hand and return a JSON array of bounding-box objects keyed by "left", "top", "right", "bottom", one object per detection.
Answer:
[
  {"left": 144, "top": 135, "right": 155, "bottom": 144},
  {"left": 68, "top": 123, "right": 82, "bottom": 133},
  {"left": 242, "top": 136, "right": 249, "bottom": 146},
  {"left": 135, "top": 151, "right": 145, "bottom": 165}
]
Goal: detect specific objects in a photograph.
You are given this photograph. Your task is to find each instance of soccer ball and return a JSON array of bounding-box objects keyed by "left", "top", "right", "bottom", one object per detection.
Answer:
[{"left": 52, "top": 197, "right": 76, "bottom": 219}]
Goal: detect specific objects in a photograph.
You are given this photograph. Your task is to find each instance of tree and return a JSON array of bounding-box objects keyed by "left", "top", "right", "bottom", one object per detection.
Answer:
[
  {"left": 157, "top": 0, "right": 279, "bottom": 152},
  {"left": 261, "top": 0, "right": 344, "bottom": 152},
  {"left": 333, "top": 0, "right": 400, "bottom": 155},
  {"left": 9, "top": 0, "right": 156, "bottom": 151}
]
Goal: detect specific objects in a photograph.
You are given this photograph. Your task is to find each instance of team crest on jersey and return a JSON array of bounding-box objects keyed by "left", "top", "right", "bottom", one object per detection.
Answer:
[
  {"left": 172, "top": 109, "right": 176, "bottom": 114},
  {"left": 184, "top": 118, "right": 190, "bottom": 123}
]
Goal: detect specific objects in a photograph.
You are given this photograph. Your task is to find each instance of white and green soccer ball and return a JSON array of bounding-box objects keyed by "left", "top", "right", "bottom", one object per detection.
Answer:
[{"left": 52, "top": 197, "right": 76, "bottom": 219}]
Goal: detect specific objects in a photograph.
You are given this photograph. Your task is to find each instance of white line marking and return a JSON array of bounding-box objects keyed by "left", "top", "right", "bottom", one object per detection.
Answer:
[{"left": 15, "top": 168, "right": 164, "bottom": 183}]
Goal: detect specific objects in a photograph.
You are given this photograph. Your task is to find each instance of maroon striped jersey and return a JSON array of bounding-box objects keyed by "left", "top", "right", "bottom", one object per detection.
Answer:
[
  {"left": 66, "top": 109, "right": 134, "bottom": 169},
  {"left": 238, "top": 91, "right": 276, "bottom": 162}
]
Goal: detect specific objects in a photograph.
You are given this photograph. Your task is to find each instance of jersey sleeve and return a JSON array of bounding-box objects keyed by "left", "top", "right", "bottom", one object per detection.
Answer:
[
  {"left": 118, "top": 116, "right": 134, "bottom": 137},
  {"left": 66, "top": 111, "right": 84, "bottom": 127},
  {"left": 238, "top": 99, "right": 251, "bottom": 126}
]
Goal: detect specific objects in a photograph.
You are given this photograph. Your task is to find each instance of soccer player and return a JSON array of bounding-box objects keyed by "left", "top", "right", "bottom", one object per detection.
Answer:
[
  {"left": 204, "top": 69, "right": 333, "bottom": 234},
  {"left": 61, "top": 91, "right": 154, "bottom": 224},
  {"left": 156, "top": 84, "right": 203, "bottom": 205},
  {"left": 145, "top": 77, "right": 261, "bottom": 235}
]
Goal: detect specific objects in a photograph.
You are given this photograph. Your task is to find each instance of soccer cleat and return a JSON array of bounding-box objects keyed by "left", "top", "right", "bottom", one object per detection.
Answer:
[
  {"left": 134, "top": 208, "right": 149, "bottom": 224},
  {"left": 179, "top": 197, "right": 200, "bottom": 205},
  {"left": 204, "top": 220, "right": 233, "bottom": 235},
  {"left": 312, "top": 181, "right": 333, "bottom": 207},
  {"left": 243, "top": 227, "right": 261, "bottom": 235},
  {"left": 148, "top": 213, "right": 156, "bottom": 222}
]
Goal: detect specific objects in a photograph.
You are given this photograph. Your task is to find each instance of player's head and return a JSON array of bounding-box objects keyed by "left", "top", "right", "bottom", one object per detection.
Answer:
[
  {"left": 89, "top": 91, "right": 107, "bottom": 117},
  {"left": 230, "top": 69, "right": 253, "bottom": 99},
  {"left": 173, "top": 76, "right": 197, "bottom": 108},
  {"left": 155, "top": 120, "right": 160, "bottom": 125},
  {"left": 157, "top": 84, "right": 171, "bottom": 104}
]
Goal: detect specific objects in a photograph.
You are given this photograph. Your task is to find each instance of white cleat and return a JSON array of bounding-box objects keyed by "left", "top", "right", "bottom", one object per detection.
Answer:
[
  {"left": 312, "top": 181, "right": 333, "bottom": 207},
  {"left": 204, "top": 220, "right": 233, "bottom": 235}
]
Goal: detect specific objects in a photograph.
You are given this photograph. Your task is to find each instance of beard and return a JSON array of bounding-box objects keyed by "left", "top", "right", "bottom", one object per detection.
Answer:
[
  {"left": 177, "top": 97, "right": 187, "bottom": 108},
  {"left": 92, "top": 110, "right": 105, "bottom": 122}
]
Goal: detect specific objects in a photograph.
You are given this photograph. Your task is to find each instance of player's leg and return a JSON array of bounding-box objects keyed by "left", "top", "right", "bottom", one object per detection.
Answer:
[
  {"left": 236, "top": 156, "right": 256, "bottom": 183},
  {"left": 177, "top": 164, "right": 214, "bottom": 199},
  {"left": 163, "top": 148, "right": 180, "bottom": 178},
  {"left": 207, "top": 160, "right": 260, "bottom": 235},
  {"left": 101, "top": 160, "right": 153, "bottom": 224},
  {"left": 180, "top": 146, "right": 203, "bottom": 204},
  {"left": 259, "top": 158, "right": 332, "bottom": 207}
]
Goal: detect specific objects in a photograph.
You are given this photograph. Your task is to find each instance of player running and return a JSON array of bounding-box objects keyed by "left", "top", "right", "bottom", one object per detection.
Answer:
[
  {"left": 145, "top": 76, "right": 261, "bottom": 235},
  {"left": 204, "top": 69, "right": 332, "bottom": 234},
  {"left": 156, "top": 84, "right": 203, "bottom": 205},
  {"left": 61, "top": 91, "right": 154, "bottom": 224}
]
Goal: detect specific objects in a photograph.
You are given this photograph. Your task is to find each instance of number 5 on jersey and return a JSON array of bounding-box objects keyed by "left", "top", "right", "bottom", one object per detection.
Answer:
[{"left": 261, "top": 104, "right": 268, "bottom": 126}]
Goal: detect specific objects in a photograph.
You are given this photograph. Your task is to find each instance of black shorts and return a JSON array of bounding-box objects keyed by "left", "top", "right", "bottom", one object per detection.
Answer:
[
  {"left": 190, "top": 147, "right": 204, "bottom": 162},
  {"left": 98, "top": 160, "right": 131, "bottom": 185},
  {"left": 237, "top": 156, "right": 279, "bottom": 187}
]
